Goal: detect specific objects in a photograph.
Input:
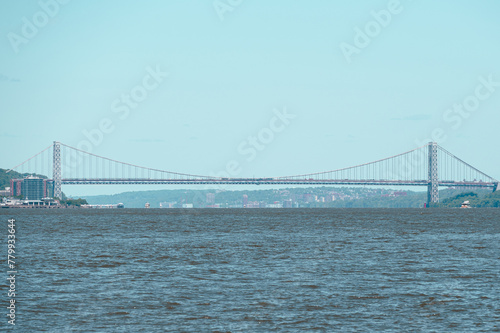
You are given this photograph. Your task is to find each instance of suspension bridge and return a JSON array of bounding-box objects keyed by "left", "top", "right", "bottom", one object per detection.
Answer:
[{"left": 7, "top": 141, "right": 499, "bottom": 205}]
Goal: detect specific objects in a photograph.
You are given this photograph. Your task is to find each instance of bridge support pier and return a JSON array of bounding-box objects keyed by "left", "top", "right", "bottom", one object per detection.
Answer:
[
  {"left": 427, "top": 142, "right": 439, "bottom": 206},
  {"left": 53, "top": 141, "right": 62, "bottom": 199}
]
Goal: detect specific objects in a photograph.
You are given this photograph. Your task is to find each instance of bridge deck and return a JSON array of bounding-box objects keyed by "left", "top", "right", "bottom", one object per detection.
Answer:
[{"left": 60, "top": 178, "right": 498, "bottom": 188}]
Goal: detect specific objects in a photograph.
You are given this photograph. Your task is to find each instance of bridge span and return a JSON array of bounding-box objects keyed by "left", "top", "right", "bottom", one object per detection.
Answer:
[{"left": 8, "top": 141, "right": 498, "bottom": 206}]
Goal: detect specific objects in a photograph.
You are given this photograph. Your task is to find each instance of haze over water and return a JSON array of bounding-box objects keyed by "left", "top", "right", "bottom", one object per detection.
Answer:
[{"left": 3, "top": 208, "right": 499, "bottom": 331}]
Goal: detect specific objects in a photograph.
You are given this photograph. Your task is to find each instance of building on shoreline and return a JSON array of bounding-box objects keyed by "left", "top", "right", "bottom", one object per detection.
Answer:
[{"left": 10, "top": 176, "right": 54, "bottom": 199}]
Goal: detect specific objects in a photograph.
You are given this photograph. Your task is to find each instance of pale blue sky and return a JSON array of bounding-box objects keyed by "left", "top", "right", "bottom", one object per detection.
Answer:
[{"left": 1, "top": 0, "right": 499, "bottom": 196}]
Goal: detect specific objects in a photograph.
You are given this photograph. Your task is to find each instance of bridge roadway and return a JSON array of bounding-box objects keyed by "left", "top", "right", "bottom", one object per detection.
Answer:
[{"left": 61, "top": 178, "right": 499, "bottom": 190}]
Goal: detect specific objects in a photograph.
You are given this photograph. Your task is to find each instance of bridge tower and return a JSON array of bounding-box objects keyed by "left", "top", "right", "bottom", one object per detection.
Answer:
[
  {"left": 53, "top": 141, "right": 62, "bottom": 199},
  {"left": 427, "top": 142, "right": 439, "bottom": 205}
]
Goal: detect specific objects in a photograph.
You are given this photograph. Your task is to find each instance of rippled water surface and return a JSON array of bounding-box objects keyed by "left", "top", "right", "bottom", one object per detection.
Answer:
[{"left": 2, "top": 208, "right": 499, "bottom": 332}]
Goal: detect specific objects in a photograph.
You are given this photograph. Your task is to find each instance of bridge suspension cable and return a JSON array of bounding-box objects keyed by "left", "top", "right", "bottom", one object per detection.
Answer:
[
  {"left": 59, "top": 143, "right": 219, "bottom": 181},
  {"left": 6, "top": 144, "right": 53, "bottom": 174},
  {"left": 437, "top": 145, "right": 496, "bottom": 183},
  {"left": 276, "top": 144, "right": 431, "bottom": 183}
]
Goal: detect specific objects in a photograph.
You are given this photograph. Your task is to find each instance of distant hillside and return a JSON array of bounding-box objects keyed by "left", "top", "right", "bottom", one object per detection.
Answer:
[
  {"left": 82, "top": 187, "right": 425, "bottom": 208},
  {"left": 82, "top": 186, "right": 499, "bottom": 209}
]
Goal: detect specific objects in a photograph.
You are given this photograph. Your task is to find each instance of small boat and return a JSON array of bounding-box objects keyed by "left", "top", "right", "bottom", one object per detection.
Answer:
[{"left": 460, "top": 200, "right": 471, "bottom": 208}]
